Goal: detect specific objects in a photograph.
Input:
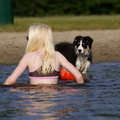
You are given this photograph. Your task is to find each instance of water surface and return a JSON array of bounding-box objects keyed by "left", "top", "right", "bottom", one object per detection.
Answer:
[{"left": 0, "top": 63, "right": 120, "bottom": 120}]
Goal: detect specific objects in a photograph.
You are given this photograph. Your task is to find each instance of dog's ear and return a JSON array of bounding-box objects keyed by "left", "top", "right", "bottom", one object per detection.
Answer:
[
  {"left": 85, "top": 36, "right": 93, "bottom": 49},
  {"left": 73, "top": 36, "right": 83, "bottom": 45},
  {"left": 89, "top": 37, "right": 93, "bottom": 44},
  {"left": 73, "top": 37, "right": 77, "bottom": 45}
]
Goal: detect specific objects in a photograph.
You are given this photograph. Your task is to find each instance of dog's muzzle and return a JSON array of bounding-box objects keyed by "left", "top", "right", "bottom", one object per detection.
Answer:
[{"left": 78, "top": 49, "right": 82, "bottom": 53}]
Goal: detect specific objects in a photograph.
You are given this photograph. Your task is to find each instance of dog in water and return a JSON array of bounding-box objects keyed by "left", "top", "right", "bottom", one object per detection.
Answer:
[{"left": 55, "top": 35, "right": 93, "bottom": 74}]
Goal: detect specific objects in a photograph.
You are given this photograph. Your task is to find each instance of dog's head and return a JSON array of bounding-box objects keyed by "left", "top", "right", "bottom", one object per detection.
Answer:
[{"left": 73, "top": 35, "right": 93, "bottom": 55}]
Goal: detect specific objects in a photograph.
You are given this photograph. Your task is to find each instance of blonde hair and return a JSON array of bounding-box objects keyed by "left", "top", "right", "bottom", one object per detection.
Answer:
[{"left": 26, "top": 23, "right": 55, "bottom": 74}]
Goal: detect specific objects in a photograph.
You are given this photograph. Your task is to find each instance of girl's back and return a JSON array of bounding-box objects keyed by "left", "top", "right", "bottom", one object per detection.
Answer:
[{"left": 27, "top": 51, "right": 60, "bottom": 85}]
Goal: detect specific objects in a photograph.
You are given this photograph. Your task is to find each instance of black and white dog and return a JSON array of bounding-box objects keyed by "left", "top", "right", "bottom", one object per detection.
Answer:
[{"left": 55, "top": 35, "right": 93, "bottom": 74}]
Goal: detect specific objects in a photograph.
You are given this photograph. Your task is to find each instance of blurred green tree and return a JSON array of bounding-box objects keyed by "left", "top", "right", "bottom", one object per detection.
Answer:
[{"left": 13, "top": 0, "right": 120, "bottom": 17}]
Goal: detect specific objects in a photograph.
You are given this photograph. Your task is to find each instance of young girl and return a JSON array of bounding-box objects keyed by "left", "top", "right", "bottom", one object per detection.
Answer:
[{"left": 4, "top": 23, "right": 84, "bottom": 85}]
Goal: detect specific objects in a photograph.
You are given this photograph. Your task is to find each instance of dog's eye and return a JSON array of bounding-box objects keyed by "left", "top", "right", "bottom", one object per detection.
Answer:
[
  {"left": 82, "top": 43, "right": 85, "bottom": 47},
  {"left": 82, "top": 43, "right": 87, "bottom": 48}
]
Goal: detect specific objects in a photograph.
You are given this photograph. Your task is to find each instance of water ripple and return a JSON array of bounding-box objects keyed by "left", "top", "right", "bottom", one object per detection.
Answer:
[{"left": 0, "top": 63, "right": 120, "bottom": 120}]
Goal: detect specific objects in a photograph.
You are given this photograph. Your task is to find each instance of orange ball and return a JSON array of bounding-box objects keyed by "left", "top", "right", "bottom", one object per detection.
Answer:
[{"left": 60, "top": 67, "right": 75, "bottom": 81}]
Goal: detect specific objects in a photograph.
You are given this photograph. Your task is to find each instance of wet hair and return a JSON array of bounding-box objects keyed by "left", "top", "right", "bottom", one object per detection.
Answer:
[{"left": 26, "top": 23, "right": 55, "bottom": 74}]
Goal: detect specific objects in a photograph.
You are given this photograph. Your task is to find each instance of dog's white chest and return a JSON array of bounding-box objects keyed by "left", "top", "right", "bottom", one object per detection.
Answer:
[{"left": 76, "top": 55, "right": 91, "bottom": 73}]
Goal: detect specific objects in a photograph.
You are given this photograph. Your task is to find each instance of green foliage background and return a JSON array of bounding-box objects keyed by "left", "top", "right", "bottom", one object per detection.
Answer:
[{"left": 13, "top": 0, "right": 120, "bottom": 17}]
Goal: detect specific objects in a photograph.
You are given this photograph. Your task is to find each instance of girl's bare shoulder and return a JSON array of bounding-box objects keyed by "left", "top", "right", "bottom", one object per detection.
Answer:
[
  {"left": 23, "top": 52, "right": 37, "bottom": 60},
  {"left": 55, "top": 51, "right": 62, "bottom": 56}
]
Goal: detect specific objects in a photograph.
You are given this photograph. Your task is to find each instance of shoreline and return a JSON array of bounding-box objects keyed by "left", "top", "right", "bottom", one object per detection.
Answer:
[{"left": 0, "top": 29, "right": 120, "bottom": 65}]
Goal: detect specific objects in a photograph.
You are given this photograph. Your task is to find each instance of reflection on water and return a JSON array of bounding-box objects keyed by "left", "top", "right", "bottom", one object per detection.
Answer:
[{"left": 0, "top": 63, "right": 120, "bottom": 120}]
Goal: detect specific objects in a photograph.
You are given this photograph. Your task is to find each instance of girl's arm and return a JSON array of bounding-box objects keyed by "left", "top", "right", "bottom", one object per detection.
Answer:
[
  {"left": 3, "top": 54, "right": 28, "bottom": 85},
  {"left": 56, "top": 51, "right": 84, "bottom": 83}
]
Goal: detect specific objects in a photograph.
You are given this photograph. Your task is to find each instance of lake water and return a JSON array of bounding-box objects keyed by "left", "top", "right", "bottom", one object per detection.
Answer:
[{"left": 0, "top": 63, "right": 120, "bottom": 120}]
